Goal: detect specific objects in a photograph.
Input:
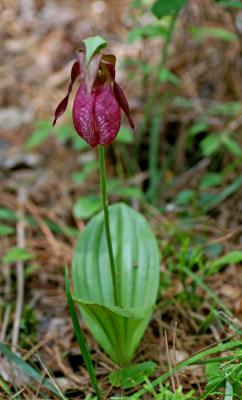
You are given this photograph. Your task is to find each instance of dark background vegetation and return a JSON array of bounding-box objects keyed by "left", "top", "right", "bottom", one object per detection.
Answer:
[{"left": 0, "top": 0, "right": 241, "bottom": 398}]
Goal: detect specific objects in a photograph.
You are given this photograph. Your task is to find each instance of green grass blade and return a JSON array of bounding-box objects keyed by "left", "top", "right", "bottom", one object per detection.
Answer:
[
  {"left": 64, "top": 267, "right": 102, "bottom": 400},
  {"left": 131, "top": 340, "right": 241, "bottom": 398},
  {"left": 179, "top": 264, "right": 231, "bottom": 315},
  {"left": 0, "top": 342, "right": 62, "bottom": 398},
  {"left": 0, "top": 375, "right": 14, "bottom": 397},
  {"left": 205, "top": 176, "right": 242, "bottom": 211}
]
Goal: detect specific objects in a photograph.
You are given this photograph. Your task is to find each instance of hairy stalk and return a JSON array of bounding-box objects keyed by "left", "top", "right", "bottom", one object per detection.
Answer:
[{"left": 98, "top": 145, "right": 118, "bottom": 305}]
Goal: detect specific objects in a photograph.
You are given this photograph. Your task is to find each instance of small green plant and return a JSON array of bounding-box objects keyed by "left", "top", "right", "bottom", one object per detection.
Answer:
[
  {"left": 53, "top": 36, "right": 160, "bottom": 397},
  {"left": 72, "top": 202, "right": 160, "bottom": 365},
  {"left": 130, "top": 340, "right": 242, "bottom": 398},
  {"left": 126, "top": 0, "right": 188, "bottom": 204},
  {"left": 204, "top": 350, "right": 242, "bottom": 399},
  {"left": 142, "top": 381, "right": 195, "bottom": 399}
]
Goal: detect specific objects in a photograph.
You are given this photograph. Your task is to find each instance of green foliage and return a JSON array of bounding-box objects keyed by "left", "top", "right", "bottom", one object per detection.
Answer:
[
  {"left": 200, "top": 132, "right": 242, "bottom": 157},
  {"left": 72, "top": 203, "right": 160, "bottom": 365},
  {"left": 45, "top": 219, "right": 79, "bottom": 238},
  {"left": 208, "top": 251, "right": 242, "bottom": 275},
  {"left": 55, "top": 120, "right": 89, "bottom": 150},
  {"left": 131, "top": 341, "right": 242, "bottom": 398},
  {"left": 216, "top": 311, "right": 242, "bottom": 336},
  {"left": 73, "top": 195, "right": 102, "bottom": 219},
  {"left": 83, "top": 36, "right": 107, "bottom": 66},
  {"left": 208, "top": 101, "right": 241, "bottom": 117},
  {"left": 164, "top": 239, "right": 242, "bottom": 315},
  {"left": 3, "top": 247, "right": 35, "bottom": 263},
  {"left": 0, "top": 207, "right": 18, "bottom": 221},
  {"left": 204, "top": 350, "right": 242, "bottom": 399},
  {"left": 3, "top": 11, "right": 241, "bottom": 399},
  {"left": 57, "top": 120, "right": 134, "bottom": 151},
  {"left": 0, "top": 224, "right": 15, "bottom": 236},
  {"left": 202, "top": 176, "right": 242, "bottom": 211},
  {"left": 65, "top": 268, "right": 102, "bottom": 399},
  {"left": 189, "top": 120, "right": 209, "bottom": 137},
  {"left": 200, "top": 134, "right": 221, "bottom": 157},
  {"left": 108, "top": 178, "right": 144, "bottom": 200},
  {"left": 71, "top": 160, "right": 98, "bottom": 185},
  {"left": 117, "top": 127, "right": 134, "bottom": 144},
  {"left": 128, "top": 24, "right": 168, "bottom": 42},
  {"left": 0, "top": 342, "right": 65, "bottom": 399},
  {"left": 143, "top": 382, "right": 195, "bottom": 399},
  {"left": 199, "top": 173, "right": 223, "bottom": 190},
  {"left": 151, "top": 0, "right": 187, "bottom": 19},
  {"left": 25, "top": 120, "right": 51, "bottom": 150},
  {"left": 109, "top": 361, "right": 156, "bottom": 388},
  {"left": 175, "top": 189, "right": 195, "bottom": 206},
  {"left": 157, "top": 68, "right": 180, "bottom": 85},
  {"left": 190, "top": 26, "right": 237, "bottom": 42},
  {"left": 216, "top": 1, "right": 242, "bottom": 9}
]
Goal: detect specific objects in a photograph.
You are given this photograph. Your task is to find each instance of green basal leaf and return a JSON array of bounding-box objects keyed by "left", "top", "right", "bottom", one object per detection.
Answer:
[
  {"left": 72, "top": 203, "right": 160, "bottom": 365},
  {"left": 83, "top": 36, "right": 108, "bottom": 66}
]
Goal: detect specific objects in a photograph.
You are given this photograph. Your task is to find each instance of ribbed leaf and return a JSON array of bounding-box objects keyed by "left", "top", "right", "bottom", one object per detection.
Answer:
[{"left": 72, "top": 203, "right": 160, "bottom": 365}]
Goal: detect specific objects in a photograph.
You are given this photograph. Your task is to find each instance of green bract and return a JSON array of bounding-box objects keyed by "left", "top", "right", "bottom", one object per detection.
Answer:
[{"left": 72, "top": 203, "right": 160, "bottom": 365}]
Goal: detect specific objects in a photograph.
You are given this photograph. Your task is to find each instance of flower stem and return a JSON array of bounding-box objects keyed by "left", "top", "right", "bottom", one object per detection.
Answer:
[{"left": 98, "top": 145, "right": 118, "bottom": 305}]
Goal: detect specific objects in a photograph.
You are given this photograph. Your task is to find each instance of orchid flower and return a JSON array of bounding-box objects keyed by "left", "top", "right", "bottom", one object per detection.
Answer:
[{"left": 53, "top": 45, "right": 135, "bottom": 147}]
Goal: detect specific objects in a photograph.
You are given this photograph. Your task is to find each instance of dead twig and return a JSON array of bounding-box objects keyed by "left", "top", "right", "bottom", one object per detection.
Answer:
[
  {"left": 0, "top": 304, "right": 11, "bottom": 342},
  {"left": 172, "top": 321, "right": 180, "bottom": 388},
  {"left": 12, "top": 187, "right": 26, "bottom": 351},
  {"left": 164, "top": 329, "right": 176, "bottom": 392}
]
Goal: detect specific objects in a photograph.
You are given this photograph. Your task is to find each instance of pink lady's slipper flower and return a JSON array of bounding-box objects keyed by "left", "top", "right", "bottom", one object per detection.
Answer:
[{"left": 53, "top": 45, "right": 135, "bottom": 147}]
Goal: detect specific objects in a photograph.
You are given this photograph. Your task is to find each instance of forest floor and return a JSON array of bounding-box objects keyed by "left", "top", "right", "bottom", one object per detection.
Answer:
[{"left": 0, "top": 0, "right": 241, "bottom": 399}]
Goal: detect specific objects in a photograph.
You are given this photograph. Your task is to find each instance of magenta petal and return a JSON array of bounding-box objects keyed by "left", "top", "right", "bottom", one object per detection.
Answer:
[
  {"left": 72, "top": 83, "right": 121, "bottom": 147},
  {"left": 94, "top": 84, "right": 121, "bottom": 145},
  {"left": 53, "top": 61, "right": 80, "bottom": 126},
  {"left": 71, "top": 61, "right": 81, "bottom": 85},
  {"left": 53, "top": 94, "right": 69, "bottom": 126},
  {"left": 113, "top": 81, "right": 135, "bottom": 130},
  {"left": 72, "top": 84, "right": 97, "bottom": 147}
]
